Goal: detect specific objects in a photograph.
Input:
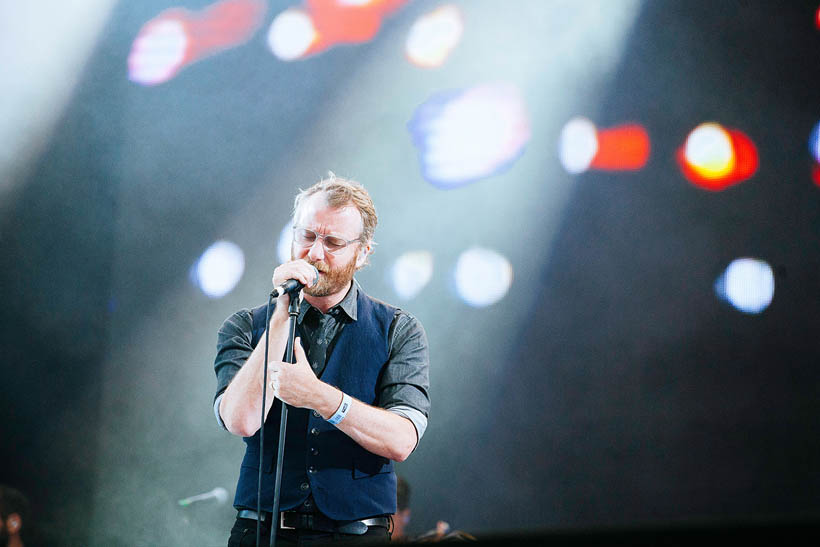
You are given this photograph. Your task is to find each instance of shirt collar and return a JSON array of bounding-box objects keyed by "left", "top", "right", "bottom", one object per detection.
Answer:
[{"left": 297, "top": 278, "right": 359, "bottom": 322}]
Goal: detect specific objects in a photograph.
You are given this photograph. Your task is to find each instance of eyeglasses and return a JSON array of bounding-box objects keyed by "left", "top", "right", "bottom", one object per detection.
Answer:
[{"left": 292, "top": 227, "right": 362, "bottom": 254}]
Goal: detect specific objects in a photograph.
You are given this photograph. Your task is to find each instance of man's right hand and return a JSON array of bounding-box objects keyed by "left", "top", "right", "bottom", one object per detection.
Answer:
[{"left": 272, "top": 259, "right": 319, "bottom": 291}]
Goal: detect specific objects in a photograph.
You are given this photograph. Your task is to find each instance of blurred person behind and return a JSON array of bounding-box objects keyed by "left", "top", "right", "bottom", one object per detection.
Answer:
[
  {"left": 392, "top": 476, "right": 412, "bottom": 541},
  {"left": 0, "top": 486, "right": 29, "bottom": 547}
]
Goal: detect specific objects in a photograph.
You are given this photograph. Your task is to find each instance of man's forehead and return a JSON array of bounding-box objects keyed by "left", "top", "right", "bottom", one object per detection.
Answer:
[{"left": 295, "top": 193, "right": 362, "bottom": 231}]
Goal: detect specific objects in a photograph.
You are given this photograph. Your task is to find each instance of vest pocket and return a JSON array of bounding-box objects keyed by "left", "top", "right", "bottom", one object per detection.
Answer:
[{"left": 352, "top": 456, "right": 393, "bottom": 478}]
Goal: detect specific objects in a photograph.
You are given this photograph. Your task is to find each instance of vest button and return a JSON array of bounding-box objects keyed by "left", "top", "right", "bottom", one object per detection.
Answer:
[
  {"left": 308, "top": 466, "right": 317, "bottom": 474},
  {"left": 312, "top": 410, "right": 321, "bottom": 418},
  {"left": 300, "top": 482, "right": 310, "bottom": 491},
  {"left": 310, "top": 427, "right": 320, "bottom": 436},
  {"left": 310, "top": 447, "right": 319, "bottom": 456}
]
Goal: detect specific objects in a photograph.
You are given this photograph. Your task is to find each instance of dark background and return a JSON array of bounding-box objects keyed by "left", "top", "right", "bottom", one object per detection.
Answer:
[{"left": 1, "top": 1, "right": 819, "bottom": 545}]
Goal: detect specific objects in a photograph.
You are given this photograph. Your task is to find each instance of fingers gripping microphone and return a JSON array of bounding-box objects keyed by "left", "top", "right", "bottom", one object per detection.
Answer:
[{"left": 271, "top": 265, "right": 319, "bottom": 297}]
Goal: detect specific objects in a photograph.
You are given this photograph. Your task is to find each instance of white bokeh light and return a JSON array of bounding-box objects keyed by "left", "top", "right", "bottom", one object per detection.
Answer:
[
  {"left": 559, "top": 117, "right": 598, "bottom": 174},
  {"left": 715, "top": 257, "right": 775, "bottom": 314},
  {"left": 684, "top": 122, "right": 734, "bottom": 177},
  {"left": 277, "top": 221, "right": 293, "bottom": 264},
  {"left": 408, "top": 83, "right": 531, "bottom": 188},
  {"left": 128, "top": 19, "right": 188, "bottom": 86},
  {"left": 267, "top": 8, "right": 316, "bottom": 61},
  {"left": 405, "top": 5, "right": 463, "bottom": 68},
  {"left": 192, "top": 240, "right": 245, "bottom": 298},
  {"left": 390, "top": 250, "right": 434, "bottom": 300},
  {"left": 454, "top": 247, "right": 513, "bottom": 307}
]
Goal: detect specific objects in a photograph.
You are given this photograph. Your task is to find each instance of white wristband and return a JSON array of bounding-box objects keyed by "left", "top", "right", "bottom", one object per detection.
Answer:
[{"left": 327, "top": 393, "right": 352, "bottom": 425}]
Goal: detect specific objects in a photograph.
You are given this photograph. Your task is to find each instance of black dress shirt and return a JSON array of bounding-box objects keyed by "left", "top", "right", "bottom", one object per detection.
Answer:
[{"left": 213, "top": 280, "right": 430, "bottom": 441}]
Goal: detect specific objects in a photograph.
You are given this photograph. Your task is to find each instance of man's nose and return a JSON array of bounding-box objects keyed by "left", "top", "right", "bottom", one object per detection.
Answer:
[{"left": 307, "top": 238, "right": 326, "bottom": 261}]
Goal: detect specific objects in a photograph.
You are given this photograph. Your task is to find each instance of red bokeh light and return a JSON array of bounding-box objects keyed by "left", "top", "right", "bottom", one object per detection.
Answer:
[{"left": 812, "top": 164, "right": 820, "bottom": 187}]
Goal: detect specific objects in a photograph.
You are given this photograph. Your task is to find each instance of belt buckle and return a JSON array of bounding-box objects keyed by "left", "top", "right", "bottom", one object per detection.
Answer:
[{"left": 279, "top": 512, "right": 296, "bottom": 530}]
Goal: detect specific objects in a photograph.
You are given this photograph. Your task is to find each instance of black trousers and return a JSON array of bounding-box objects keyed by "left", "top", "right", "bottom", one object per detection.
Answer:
[{"left": 228, "top": 517, "right": 391, "bottom": 546}]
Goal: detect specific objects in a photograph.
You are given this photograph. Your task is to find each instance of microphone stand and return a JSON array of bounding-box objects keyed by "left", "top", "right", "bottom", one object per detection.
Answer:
[
  {"left": 257, "top": 291, "right": 300, "bottom": 547},
  {"left": 271, "top": 293, "right": 299, "bottom": 547}
]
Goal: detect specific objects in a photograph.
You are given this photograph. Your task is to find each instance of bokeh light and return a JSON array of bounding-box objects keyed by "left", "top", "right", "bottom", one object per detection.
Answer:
[
  {"left": 559, "top": 117, "right": 598, "bottom": 174},
  {"left": 590, "top": 123, "right": 650, "bottom": 171},
  {"left": 267, "top": 0, "right": 408, "bottom": 61},
  {"left": 408, "top": 83, "right": 531, "bottom": 189},
  {"left": 277, "top": 221, "right": 293, "bottom": 264},
  {"left": 405, "top": 5, "right": 463, "bottom": 68},
  {"left": 267, "top": 8, "right": 317, "bottom": 61},
  {"left": 191, "top": 240, "right": 245, "bottom": 298},
  {"left": 128, "top": 18, "right": 189, "bottom": 85},
  {"left": 809, "top": 121, "right": 820, "bottom": 163},
  {"left": 685, "top": 123, "right": 735, "bottom": 178},
  {"left": 390, "top": 250, "right": 434, "bottom": 301},
  {"left": 714, "top": 257, "right": 775, "bottom": 314},
  {"left": 128, "top": 0, "right": 266, "bottom": 86},
  {"left": 808, "top": 120, "right": 820, "bottom": 186},
  {"left": 454, "top": 247, "right": 513, "bottom": 307},
  {"left": 677, "top": 122, "right": 758, "bottom": 191},
  {"left": 559, "top": 117, "right": 650, "bottom": 174}
]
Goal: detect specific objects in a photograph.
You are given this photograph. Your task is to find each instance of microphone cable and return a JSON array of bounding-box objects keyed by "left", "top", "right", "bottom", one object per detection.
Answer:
[{"left": 257, "top": 291, "right": 274, "bottom": 547}]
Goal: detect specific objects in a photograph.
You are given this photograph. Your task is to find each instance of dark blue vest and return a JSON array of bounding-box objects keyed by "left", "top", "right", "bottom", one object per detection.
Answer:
[{"left": 233, "top": 289, "right": 398, "bottom": 520}]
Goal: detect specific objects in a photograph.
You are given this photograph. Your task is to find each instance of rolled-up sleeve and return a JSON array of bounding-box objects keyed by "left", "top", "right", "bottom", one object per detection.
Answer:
[
  {"left": 213, "top": 309, "right": 254, "bottom": 427},
  {"left": 379, "top": 312, "right": 430, "bottom": 443}
]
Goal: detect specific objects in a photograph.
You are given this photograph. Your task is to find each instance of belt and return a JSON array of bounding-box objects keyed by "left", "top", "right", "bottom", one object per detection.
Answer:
[{"left": 237, "top": 509, "right": 390, "bottom": 535}]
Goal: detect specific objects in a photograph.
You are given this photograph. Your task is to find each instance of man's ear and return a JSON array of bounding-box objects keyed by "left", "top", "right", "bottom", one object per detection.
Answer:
[{"left": 355, "top": 243, "right": 371, "bottom": 269}]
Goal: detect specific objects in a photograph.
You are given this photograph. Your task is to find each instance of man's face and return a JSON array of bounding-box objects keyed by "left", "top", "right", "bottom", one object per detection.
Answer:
[{"left": 292, "top": 193, "right": 368, "bottom": 298}]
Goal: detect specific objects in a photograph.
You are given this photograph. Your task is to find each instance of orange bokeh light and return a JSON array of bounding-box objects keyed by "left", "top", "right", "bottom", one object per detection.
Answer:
[
  {"left": 677, "top": 124, "right": 759, "bottom": 191},
  {"left": 589, "top": 124, "right": 651, "bottom": 171},
  {"left": 302, "top": 0, "right": 409, "bottom": 57}
]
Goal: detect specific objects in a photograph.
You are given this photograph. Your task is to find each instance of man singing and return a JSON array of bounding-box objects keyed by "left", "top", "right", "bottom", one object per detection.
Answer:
[{"left": 214, "top": 174, "right": 430, "bottom": 545}]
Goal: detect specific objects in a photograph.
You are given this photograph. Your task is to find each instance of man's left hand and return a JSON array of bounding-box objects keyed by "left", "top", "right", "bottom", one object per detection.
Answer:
[{"left": 269, "top": 338, "right": 321, "bottom": 409}]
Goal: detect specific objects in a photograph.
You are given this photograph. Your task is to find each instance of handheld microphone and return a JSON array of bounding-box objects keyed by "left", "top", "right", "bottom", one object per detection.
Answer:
[
  {"left": 177, "top": 486, "right": 229, "bottom": 506},
  {"left": 271, "top": 265, "right": 319, "bottom": 297}
]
